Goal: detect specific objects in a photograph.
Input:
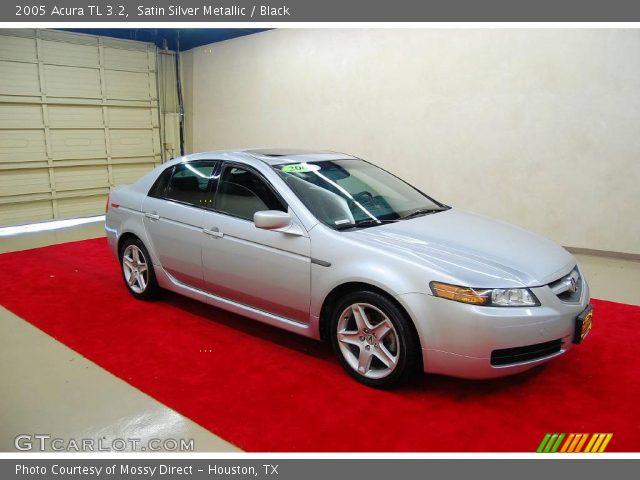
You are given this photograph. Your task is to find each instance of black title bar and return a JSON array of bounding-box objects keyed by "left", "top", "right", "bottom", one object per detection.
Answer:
[
  {"left": 3, "top": 0, "right": 640, "bottom": 22},
  {"left": 3, "top": 459, "right": 639, "bottom": 480}
]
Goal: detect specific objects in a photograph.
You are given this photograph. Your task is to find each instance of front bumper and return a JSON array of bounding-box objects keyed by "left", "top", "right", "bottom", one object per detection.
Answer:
[{"left": 397, "top": 281, "right": 590, "bottom": 379}]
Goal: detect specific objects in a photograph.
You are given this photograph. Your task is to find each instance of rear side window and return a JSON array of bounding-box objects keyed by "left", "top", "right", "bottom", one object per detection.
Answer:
[
  {"left": 215, "top": 166, "right": 286, "bottom": 220},
  {"left": 164, "top": 162, "right": 217, "bottom": 208},
  {"left": 148, "top": 166, "right": 174, "bottom": 198}
]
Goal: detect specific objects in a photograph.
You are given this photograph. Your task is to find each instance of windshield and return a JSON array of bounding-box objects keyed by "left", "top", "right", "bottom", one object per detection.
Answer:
[{"left": 274, "top": 159, "right": 447, "bottom": 230}]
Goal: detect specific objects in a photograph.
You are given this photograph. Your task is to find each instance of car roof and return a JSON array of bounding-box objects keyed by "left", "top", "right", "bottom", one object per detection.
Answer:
[{"left": 177, "top": 148, "right": 358, "bottom": 167}]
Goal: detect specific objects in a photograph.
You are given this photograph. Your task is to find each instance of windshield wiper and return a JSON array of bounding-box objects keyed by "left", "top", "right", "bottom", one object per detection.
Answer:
[
  {"left": 334, "top": 218, "right": 399, "bottom": 230},
  {"left": 400, "top": 208, "right": 445, "bottom": 220}
]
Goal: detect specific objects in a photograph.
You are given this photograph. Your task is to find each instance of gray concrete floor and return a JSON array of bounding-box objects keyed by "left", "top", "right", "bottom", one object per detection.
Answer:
[
  {"left": 0, "top": 220, "right": 240, "bottom": 452},
  {"left": 0, "top": 307, "right": 240, "bottom": 452},
  {"left": 0, "top": 219, "right": 638, "bottom": 452}
]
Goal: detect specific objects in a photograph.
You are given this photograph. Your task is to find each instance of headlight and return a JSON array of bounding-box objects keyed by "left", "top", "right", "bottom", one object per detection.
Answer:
[{"left": 430, "top": 281, "right": 540, "bottom": 307}]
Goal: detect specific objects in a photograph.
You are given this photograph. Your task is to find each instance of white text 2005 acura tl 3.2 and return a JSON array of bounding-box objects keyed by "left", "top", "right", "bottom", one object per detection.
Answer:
[{"left": 105, "top": 149, "right": 593, "bottom": 388}]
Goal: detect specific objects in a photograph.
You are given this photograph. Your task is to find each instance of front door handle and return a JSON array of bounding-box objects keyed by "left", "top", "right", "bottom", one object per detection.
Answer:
[
  {"left": 203, "top": 227, "right": 223, "bottom": 238},
  {"left": 144, "top": 212, "right": 160, "bottom": 221}
]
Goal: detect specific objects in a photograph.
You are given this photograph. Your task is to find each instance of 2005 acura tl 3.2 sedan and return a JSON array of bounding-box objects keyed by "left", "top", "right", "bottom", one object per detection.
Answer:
[{"left": 105, "top": 149, "right": 593, "bottom": 388}]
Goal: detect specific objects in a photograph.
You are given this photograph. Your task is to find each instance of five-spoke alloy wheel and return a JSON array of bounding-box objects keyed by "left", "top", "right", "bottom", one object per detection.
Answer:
[
  {"left": 122, "top": 244, "right": 149, "bottom": 294},
  {"left": 336, "top": 303, "right": 400, "bottom": 380},
  {"left": 330, "top": 290, "right": 419, "bottom": 388},
  {"left": 119, "top": 237, "right": 161, "bottom": 300}
]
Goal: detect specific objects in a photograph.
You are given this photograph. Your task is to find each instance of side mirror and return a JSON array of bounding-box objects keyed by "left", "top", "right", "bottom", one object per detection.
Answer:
[{"left": 254, "top": 210, "right": 291, "bottom": 230}]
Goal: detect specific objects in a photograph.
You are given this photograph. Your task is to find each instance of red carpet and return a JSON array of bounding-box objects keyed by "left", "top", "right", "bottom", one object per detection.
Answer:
[{"left": 1, "top": 238, "right": 639, "bottom": 451}]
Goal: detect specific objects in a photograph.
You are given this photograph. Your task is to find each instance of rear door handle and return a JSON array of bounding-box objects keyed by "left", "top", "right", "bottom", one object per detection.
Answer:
[
  {"left": 144, "top": 212, "right": 160, "bottom": 221},
  {"left": 203, "top": 227, "right": 223, "bottom": 238}
]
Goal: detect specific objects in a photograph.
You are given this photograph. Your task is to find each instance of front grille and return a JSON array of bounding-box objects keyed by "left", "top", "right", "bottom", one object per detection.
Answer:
[
  {"left": 548, "top": 266, "right": 582, "bottom": 303},
  {"left": 491, "top": 339, "right": 563, "bottom": 366}
]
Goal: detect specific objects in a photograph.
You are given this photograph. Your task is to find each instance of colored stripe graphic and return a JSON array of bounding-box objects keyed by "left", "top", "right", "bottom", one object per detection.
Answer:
[
  {"left": 550, "top": 433, "right": 565, "bottom": 452},
  {"left": 536, "top": 433, "right": 551, "bottom": 453},
  {"left": 568, "top": 433, "right": 582, "bottom": 452},
  {"left": 598, "top": 434, "right": 613, "bottom": 453},
  {"left": 559, "top": 433, "right": 575, "bottom": 453},
  {"left": 537, "top": 433, "right": 613, "bottom": 453},
  {"left": 584, "top": 433, "right": 598, "bottom": 452},
  {"left": 544, "top": 433, "right": 559, "bottom": 453},
  {"left": 574, "top": 434, "right": 588, "bottom": 453}
]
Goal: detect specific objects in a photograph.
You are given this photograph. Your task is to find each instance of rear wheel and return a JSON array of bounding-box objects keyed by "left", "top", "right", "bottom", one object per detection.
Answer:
[
  {"left": 119, "top": 238, "right": 161, "bottom": 300},
  {"left": 330, "top": 290, "right": 419, "bottom": 389}
]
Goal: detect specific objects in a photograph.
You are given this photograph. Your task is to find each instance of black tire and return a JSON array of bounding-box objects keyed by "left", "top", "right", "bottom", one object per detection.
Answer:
[
  {"left": 119, "top": 237, "right": 162, "bottom": 301},
  {"left": 330, "top": 290, "right": 420, "bottom": 389}
]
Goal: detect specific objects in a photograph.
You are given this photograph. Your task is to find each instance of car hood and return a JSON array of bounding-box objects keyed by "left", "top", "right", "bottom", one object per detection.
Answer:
[{"left": 352, "top": 209, "right": 574, "bottom": 288}]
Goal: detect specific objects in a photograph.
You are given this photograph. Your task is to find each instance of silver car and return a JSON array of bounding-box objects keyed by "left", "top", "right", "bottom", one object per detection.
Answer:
[{"left": 105, "top": 149, "right": 593, "bottom": 388}]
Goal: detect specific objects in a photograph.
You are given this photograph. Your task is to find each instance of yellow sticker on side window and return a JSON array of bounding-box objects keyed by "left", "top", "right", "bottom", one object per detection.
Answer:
[{"left": 280, "top": 163, "right": 321, "bottom": 173}]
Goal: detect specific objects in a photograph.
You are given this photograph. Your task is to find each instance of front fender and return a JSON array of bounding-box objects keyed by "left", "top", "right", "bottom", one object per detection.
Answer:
[{"left": 310, "top": 259, "right": 425, "bottom": 319}]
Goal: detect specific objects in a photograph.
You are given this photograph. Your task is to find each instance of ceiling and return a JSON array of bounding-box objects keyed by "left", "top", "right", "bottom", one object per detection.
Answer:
[{"left": 60, "top": 28, "right": 269, "bottom": 51}]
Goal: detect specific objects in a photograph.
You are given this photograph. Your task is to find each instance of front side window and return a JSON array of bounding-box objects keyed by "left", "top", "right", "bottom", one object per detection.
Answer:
[
  {"left": 215, "top": 166, "right": 286, "bottom": 220},
  {"left": 274, "top": 159, "right": 447, "bottom": 229},
  {"left": 165, "top": 162, "right": 217, "bottom": 208}
]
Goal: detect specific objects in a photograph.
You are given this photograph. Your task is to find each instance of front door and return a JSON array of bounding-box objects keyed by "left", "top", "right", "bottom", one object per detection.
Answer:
[{"left": 201, "top": 164, "right": 311, "bottom": 323}]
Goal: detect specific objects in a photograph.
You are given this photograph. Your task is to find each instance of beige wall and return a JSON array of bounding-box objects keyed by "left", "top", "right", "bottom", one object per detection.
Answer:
[{"left": 181, "top": 29, "right": 640, "bottom": 255}]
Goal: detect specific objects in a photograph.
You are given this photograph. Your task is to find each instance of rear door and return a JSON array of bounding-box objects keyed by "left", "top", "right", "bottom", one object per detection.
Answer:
[{"left": 142, "top": 161, "right": 219, "bottom": 289}]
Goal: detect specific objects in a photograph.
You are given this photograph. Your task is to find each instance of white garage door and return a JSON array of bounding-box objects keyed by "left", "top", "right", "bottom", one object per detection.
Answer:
[{"left": 0, "top": 29, "right": 163, "bottom": 226}]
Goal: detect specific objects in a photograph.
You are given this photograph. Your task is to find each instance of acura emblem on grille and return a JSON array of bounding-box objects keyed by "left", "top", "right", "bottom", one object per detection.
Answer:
[{"left": 549, "top": 269, "right": 581, "bottom": 299}]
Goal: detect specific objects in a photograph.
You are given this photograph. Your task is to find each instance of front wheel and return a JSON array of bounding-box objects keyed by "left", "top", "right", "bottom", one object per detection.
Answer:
[
  {"left": 119, "top": 237, "right": 161, "bottom": 300},
  {"left": 330, "top": 290, "right": 419, "bottom": 389}
]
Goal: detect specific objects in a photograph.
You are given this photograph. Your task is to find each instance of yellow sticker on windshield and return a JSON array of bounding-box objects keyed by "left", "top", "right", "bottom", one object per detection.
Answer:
[{"left": 280, "top": 163, "right": 320, "bottom": 173}]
